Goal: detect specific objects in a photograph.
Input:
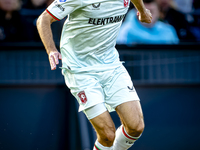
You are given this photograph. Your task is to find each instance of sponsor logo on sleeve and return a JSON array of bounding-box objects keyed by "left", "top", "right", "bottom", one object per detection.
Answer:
[
  {"left": 59, "top": 0, "right": 67, "bottom": 2},
  {"left": 54, "top": 1, "right": 65, "bottom": 11}
]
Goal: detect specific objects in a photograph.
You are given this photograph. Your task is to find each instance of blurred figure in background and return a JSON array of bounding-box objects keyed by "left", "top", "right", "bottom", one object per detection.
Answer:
[
  {"left": 188, "top": 0, "right": 200, "bottom": 42},
  {"left": 0, "top": 0, "right": 28, "bottom": 42},
  {"left": 21, "top": 0, "right": 64, "bottom": 42},
  {"left": 155, "top": 0, "right": 196, "bottom": 42},
  {"left": 22, "top": 0, "right": 49, "bottom": 9},
  {"left": 173, "top": 0, "right": 193, "bottom": 14},
  {"left": 21, "top": 0, "right": 50, "bottom": 41},
  {"left": 117, "top": 0, "right": 179, "bottom": 45}
]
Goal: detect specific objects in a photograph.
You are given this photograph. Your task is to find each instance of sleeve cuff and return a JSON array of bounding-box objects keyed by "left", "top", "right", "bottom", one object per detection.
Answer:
[{"left": 46, "top": 9, "right": 60, "bottom": 21}]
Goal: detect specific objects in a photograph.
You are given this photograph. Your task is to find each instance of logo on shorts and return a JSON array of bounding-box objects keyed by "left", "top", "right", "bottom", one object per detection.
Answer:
[
  {"left": 124, "top": 0, "right": 129, "bottom": 7},
  {"left": 127, "top": 85, "right": 135, "bottom": 92},
  {"left": 78, "top": 91, "right": 87, "bottom": 104}
]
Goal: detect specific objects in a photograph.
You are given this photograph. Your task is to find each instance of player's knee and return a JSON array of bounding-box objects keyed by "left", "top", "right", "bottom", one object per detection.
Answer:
[
  {"left": 135, "top": 119, "right": 145, "bottom": 135},
  {"left": 98, "top": 126, "right": 115, "bottom": 145},
  {"left": 126, "top": 119, "right": 145, "bottom": 137},
  {"left": 104, "top": 131, "right": 115, "bottom": 143}
]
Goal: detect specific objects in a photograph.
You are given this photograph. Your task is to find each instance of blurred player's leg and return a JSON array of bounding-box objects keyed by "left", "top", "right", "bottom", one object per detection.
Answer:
[{"left": 113, "top": 100, "right": 144, "bottom": 150}]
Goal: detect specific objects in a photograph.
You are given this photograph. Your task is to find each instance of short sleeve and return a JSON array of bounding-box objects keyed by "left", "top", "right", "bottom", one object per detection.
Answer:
[{"left": 46, "top": 0, "right": 82, "bottom": 20}]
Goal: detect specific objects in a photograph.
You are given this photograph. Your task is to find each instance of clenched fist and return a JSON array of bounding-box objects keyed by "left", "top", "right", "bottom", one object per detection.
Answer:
[
  {"left": 137, "top": 9, "right": 152, "bottom": 23},
  {"left": 48, "top": 51, "right": 62, "bottom": 70}
]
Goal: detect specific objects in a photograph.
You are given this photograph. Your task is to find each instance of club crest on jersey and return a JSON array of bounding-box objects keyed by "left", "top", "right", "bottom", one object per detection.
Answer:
[
  {"left": 124, "top": 0, "right": 129, "bottom": 7},
  {"left": 78, "top": 91, "right": 87, "bottom": 104}
]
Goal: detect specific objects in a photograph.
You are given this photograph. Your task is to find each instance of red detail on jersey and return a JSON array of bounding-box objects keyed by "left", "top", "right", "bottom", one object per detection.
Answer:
[
  {"left": 122, "top": 126, "right": 137, "bottom": 140},
  {"left": 78, "top": 91, "right": 87, "bottom": 104},
  {"left": 124, "top": 0, "right": 129, "bottom": 7},
  {"left": 46, "top": 9, "right": 60, "bottom": 21}
]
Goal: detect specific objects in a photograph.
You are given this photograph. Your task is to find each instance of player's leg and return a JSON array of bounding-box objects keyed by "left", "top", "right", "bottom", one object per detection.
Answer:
[
  {"left": 102, "top": 65, "right": 143, "bottom": 149},
  {"left": 83, "top": 103, "right": 115, "bottom": 149},
  {"left": 90, "top": 111, "right": 115, "bottom": 149},
  {"left": 62, "top": 69, "right": 115, "bottom": 149},
  {"left": 62, "top": 69, "right": 116, "bottom": 149},
  {"left": 113, "top": 100, "right": 144, "bottom": 150}
]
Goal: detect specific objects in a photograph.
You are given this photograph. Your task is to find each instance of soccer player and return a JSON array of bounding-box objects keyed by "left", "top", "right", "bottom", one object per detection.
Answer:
[{"left": 36, "top": 0, "right": 152, "bottom": 149}]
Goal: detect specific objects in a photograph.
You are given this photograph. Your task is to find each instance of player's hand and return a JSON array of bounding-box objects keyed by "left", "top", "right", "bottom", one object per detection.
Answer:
[
  {"left": 48, "top": 51, "right": 62, "bottom": 70},
  {"left": 137, "top": 9, "right": 152, "bottom": 23}
]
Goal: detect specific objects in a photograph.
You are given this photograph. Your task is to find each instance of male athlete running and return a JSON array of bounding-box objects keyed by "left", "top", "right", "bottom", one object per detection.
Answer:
[{"left": 37, "top": 0, "right": 152, "bottom": 149}]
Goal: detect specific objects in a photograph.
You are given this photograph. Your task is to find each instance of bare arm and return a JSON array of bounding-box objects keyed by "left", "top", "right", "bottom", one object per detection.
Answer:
[
  {"left": 130, "top": 0, "right": 152, "bottom": 23},
  {"left": 36, "top": 11, "right": 62, "bottom": 70}
]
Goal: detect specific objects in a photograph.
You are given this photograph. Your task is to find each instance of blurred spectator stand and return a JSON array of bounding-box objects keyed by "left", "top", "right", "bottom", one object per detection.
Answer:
[
  {"left": 173, "top": 0, "right": 193, "bottom": 14},
  {"left": 186, "top": 0, "right": 200, "bottom": 42},
  {"left": 20, "top": 0, "right": 65, "bottom": 43},
  {"left": 155, "top": 0, "right": 196, "bottom": 42},
  {"left": 20, "top": 0, "right": 50, "bottom": 41},
  {"left": 172, "top": 0, "right": 200, "bottom": 42},
  {"left": 117, "top": 0, "right": 179, "bottom": 45},
  {"left": 0, "top": 0, "right": 29, "bottom": 42}
]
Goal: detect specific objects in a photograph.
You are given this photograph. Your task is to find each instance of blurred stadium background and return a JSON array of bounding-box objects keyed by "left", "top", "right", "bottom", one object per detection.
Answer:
[{"left": 1, "top": 0, "right": 200, "bottom": 149}]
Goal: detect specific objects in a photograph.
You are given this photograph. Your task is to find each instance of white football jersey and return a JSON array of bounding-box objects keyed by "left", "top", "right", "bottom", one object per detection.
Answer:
[{"left": 47, "top": 0, "right": 130, "bottom": 73}]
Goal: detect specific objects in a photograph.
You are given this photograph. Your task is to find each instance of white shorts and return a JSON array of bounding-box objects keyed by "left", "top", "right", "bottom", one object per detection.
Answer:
[
  {"left": 83, "top": 103, "right": 107, "bottom": 120},
  {"left": 62, "top": 65, "right": 140, "bottom": 119}
]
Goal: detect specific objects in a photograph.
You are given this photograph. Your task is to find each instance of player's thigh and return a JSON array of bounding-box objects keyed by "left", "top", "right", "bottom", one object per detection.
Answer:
[
  {"left": 104, "top": 65, "right": 140, "bottom": 111},
  {"left": 89, "top": 110, "right": 116, "bottom": 141},
  {"left": 115, "top": 100, "right": 144, "bottom": 135}
]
